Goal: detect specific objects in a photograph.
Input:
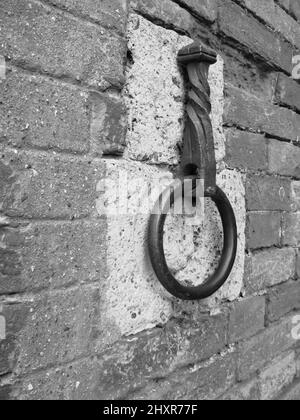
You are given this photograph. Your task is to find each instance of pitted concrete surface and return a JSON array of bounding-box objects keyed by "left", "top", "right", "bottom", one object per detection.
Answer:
[{"left": 100, "top": 14, "right": 246, "bottom": 339}]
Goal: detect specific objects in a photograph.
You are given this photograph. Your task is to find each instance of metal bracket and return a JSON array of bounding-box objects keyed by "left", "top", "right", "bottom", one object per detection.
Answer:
[{"left": 147, "top": 42, "right": 238, "bottom": 301}]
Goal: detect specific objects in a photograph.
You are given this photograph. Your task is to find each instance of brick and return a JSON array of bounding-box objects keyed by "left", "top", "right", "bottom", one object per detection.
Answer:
[
  {"left": 245, "top": 248, "right": 296, "bottom": 293},
  {"left": 267, "top": 282, "right": 300, "bottom": 322},
  {"left": 0, "top": 303, "right": 30, "bottom": 375},
  {"left": 274, "top": 73, "right": 300, "bottom": 112},
  {"left": 228, "top": 297, "right": 265, "bottom": 343},
  {"left": 291, "top": 181, "right": 300, "bottom": 211},
  {"left": 218, "top": 1, "right": 293, "bottom": 73},
  {"left": 225, "top": 129, "right": 268, "bottom": 171},
  {"left": 0, "top": 0, "right": 125, "bottom": 90},
  {"left": 90, "top": 92, "right": 127, "bottom": 156},
  {"left": 297, "top": 253, "right": 300, "bottom": 277},
  {"left": 15, "top": 286, "right": 100, "bottom": 374},
  {"left": 279, "top": 378, "right": 300, "bottom": 399},
  {"left": 237, "top": 315, "right": 298, "bottom": 380},
  {"left": 96, "top": 314, "right": 228, "bottom": 399},
  {"left": 128, "top": 353, "right": 236, "bottom": 400},
  {"left": 0, "top": 220, "right": 107, "bottom": 294},
  {"left": 0, "top": 385, "right": 12, "bottom": 400},
  {"left": 218, "top": 379, "right": 260, "bottom": 400},
  {"left": 269, "top": 140, "right": 300, "bottom": 178},
  {"left": 0, "top": 67, "right": 89, "bottom": 153},
  {"left": 246, "top": 212, "right": 281, "bottom": 249},
  {"left": 290, "top": 0, "right": 300, "bottom": 21},
  {"left": 131, "top": 0, "right": 196, "bottom": 34},
  {"left": 277, "top": 0, "right": 291, "bottom": 13},
  {"left": 0, "top": 148, "right": 105, "bottom": 219},
  {"left": 282, "top": 212, "right": 300, "bottom": 246},
  {"left": 246, "top": 175, "right": 291, "bottom": 211},
  {"left": 258, "top": 351, "right": 296, "bottom": 400},
  {"left": 45, "top": 0, "right": 128, "bottom": 35},
  {"left": 240, "top": 0, "right": 300, "bottom": 48},
  {"left": 14, "top": 357, "right": 99, "bottom": 400},
  {"left": 225, "top": 85, "right": 300, "bottom": 142},
  {"left": 173, "top": 0, "right": 217, "bottom": 22}
]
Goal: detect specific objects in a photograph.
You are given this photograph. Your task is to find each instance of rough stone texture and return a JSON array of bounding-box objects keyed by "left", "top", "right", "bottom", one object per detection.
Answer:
[
  {"left": 125, "top": 14, "right": 226, "bottom": 164},
  {"left": 225, "top": 129, "right": 268, "bottom": 171},
  {"left": 45, "top": 0, "right": 128, "bottom": 35},
  {"left": 0, "top": 0, "right": 126, "bottom": 90},
  {"left": 0, "top": 67, "right": 89, "bottom": 153},
  {"left": 225, "top": 84, "right": 300, "bottom": 142},
  {"left": 291, "top": 181, "right": 300, "bottom": 211},
  {"left": 267, "top": 282, "right": 300, "bottom": 322},
  {"left": 246, "top": 175, "right": 291, "bottom": 211},
  {"left": 245, "top": 248, "right": 296, "bottom": 294},
  {"left": 0, "top": 220, "right": 107, "bottom": 294},
  {"left": 246, "top": 212, "right": 282, "bottom": 249},
  {"left": 237, "top": 314, "right": 299, "bottom": 380},
  {"left": 290, "top": 0, "right": 300, "bottom": 21},
  {"left": 279, "top": 379, "right": 300, "bottom": 400},
  {"left": 0, "top": 147, "right": 105, "bottom": 219},
  {"left": 282, "top": 212, "right": 300, "bottom": 246},
  {"left": 258, "top": 352, "right": 296, "bottom": 400},
  {"left": 228, "top": 297, "right": 265, "bottom": 343},
  {"left": 173, "top": 0, "right": 217, "bottom": 22},
  {"left": 218, "top": 0, "right": 293, "bottom": 73},
  {"left": 237, "top": 0, "right": 300, "bottom": 48},
  {"left": 274, "top": 73, "right": 300, "bottom": 112},
  {"left": 90, "top": 92, "right": 127, "bottom": 156},
  {"left": 218, "top": 378, "right": 261, "bottom": 400},
  {"left": 269, "top": 140, "right": 300, "bottom": 178}
]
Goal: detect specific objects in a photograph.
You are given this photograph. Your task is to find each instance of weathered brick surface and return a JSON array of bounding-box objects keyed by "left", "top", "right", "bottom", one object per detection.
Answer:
[
  {"left": 131, "top": 0, "right": 196, "bottom": 34},
  {"left": 0, "top": 220, "right": 107, "bottom": 294},
  {"left": 274, "top": 73, "right": 300, "bottom": 112},
  {"left": 218, "top": 378, "right": 260, "bottom": 400},
  {"left": 237, "top": 315, "right": 298, "bottom": 380},
  {"left": 225, "top": 85, "right": 300, "bottom": 142},
  {"left": 0, "top": 0, "right": 125, "bottom": 90},
  {"left": 225, "top": 129, "right": 268, "bottom": 171},
  {"left": 282, "top": 212, "right": 300, "bottom": 246},
  {"left": 0, "top": 148, "right": 105, "bottom": 219},
  {"left": 0, "top": 67, "right": 89, "bottom": 153},
  {"left": 290, "top": 0, "right": 300, "bottom": 20},
  {"left": 128, "top": 353, "right": 236, "bottom": 400},
  {"left": 95, "top": 314, "right": 228, "bottom": 399},
  {"left": 228, "top": 297, "right": 265, "bottom": 343},
  {"left": 45, "top": 0, "right": 128, "bottom": 35},
  {"left": 246, "top": 175, "right": 291, "bottom": 211},
  {"left": 291, "top": 181, "right": 300, "bottom": 211},
  {"left": 279, "top": 379, "right": 300, "bottom": 400},
  {"left": 258, "top": 351, "right": 296, "bottom": 400},
  {"left": 246, "top": 212, "right": 282, "bottom": 249},
  {"left": 237, "top": 0, "right": 300, "bottom": 48},
  {"left": 269, "top": 140, "right": 300, "bottom": 178},
  {"left": 173, "top": 0, "right": 217, "bottom": 22},
  {"left": 14, "top": 286, "right": 100, "bottom": 374},
  {"left": 90, "top": 92, "right": 127, "bottom": 156},
  {"left": 267, "top": 282, "right": 300, "bottom": 322},
  {"left": 218, "top": 0, "right": 293, "bottom": 73},
  {"left": 245, "top": 248, "right": 296, "bottom": 293}
]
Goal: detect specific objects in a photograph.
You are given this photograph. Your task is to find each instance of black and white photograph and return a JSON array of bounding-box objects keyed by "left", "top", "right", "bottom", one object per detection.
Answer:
[{"left": 0, "top": 0, "right": 300, "bottom": 403}]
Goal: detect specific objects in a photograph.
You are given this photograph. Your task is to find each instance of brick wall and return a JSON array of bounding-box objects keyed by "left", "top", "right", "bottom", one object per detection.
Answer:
[{"left": 0, "top": 0, "right": 300, "bottom": 400}]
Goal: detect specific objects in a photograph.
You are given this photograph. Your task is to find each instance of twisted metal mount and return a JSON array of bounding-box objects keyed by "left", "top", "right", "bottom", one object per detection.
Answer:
[
  {"left": 147, "top": 42, "right": 238, "bottom": 301},
  {"left": 178, "top": 43, "right": 217, "bottom": 190}
]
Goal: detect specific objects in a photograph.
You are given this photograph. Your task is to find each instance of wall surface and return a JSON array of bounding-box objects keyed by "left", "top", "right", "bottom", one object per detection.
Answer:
[{"left": 0, "top": 0, "right": 300, "bottom": 400}]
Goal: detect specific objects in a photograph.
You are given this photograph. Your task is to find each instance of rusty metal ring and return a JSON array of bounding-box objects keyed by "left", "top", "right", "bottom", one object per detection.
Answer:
[{"left": 148, "top": 183, "right": 237, "bottom": 301}]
